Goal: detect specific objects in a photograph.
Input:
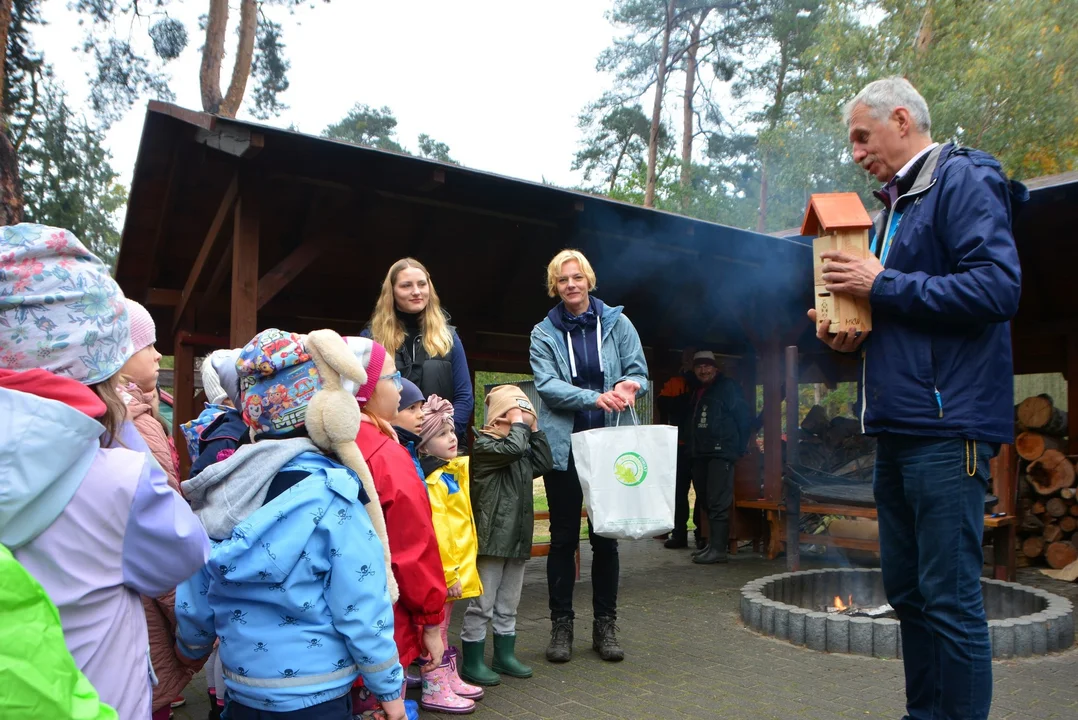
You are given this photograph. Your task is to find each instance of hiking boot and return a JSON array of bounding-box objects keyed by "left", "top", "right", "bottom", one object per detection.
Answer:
[
  {"left": 459, "top": 639, "right": 501, "bottom": 687},
  {"left": 492, "top": 634, "right": 533, "bottom": 678},
  {"left": 545, "top": 618, "right": 574, "bottom": 663},
  {"left": 664, "top": 531, "right": 688, "bottom": 549},
  {"left": 694, "top": 531, "right": 706, "bottom": 550},
  {"left": 592, "top": 617, "right": 624, "bottom": 662}
]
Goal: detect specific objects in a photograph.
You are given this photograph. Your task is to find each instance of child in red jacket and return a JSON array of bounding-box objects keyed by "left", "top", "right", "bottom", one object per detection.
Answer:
[{"left": 345, "top": 336, "right": 448, "bottom": 718}]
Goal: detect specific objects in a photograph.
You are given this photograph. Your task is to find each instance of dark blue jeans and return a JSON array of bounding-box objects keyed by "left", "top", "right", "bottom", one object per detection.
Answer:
[
  {"left": 224, "top": 693, "right": 352, "bottom": 720},
  {"left": 874, "top": 435, "right": 994, "bottom": 720}
]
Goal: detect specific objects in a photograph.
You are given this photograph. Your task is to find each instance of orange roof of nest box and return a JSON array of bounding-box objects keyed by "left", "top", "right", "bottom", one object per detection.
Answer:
[{"left": 800, "top": 192, "right": 873, "bottom": 236}]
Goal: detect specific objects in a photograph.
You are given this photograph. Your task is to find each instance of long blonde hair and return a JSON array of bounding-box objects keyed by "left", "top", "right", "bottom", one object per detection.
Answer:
[
  {"left": 91, "top": 373, "right": 128, "bottom": 446},
  {"left": 369, "top": 258, "right": 454, "bottom": 358}
]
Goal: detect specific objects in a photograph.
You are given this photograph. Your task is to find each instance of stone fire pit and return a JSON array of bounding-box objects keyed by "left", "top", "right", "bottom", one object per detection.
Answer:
[{"left": 740, "top": 568, "right": 1074, "bottom": 658}]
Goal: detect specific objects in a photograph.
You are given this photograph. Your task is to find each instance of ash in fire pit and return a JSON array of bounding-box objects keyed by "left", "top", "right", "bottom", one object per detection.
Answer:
[
  {"left": 741, "top": 568, "right": 1075, "bottom": 659},
  {"left": 824, "top": 595, "right": 895, "bottom": 619}
]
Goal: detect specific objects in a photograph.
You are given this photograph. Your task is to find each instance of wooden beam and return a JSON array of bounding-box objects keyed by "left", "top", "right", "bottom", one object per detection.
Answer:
[
  {"left": 785, "top": 346, "right": 800, "bottom": 466},
  {"left": 198, "top": 243, "right": 234, "bottom": 317},
  {"left": 762, "top": 338, "right": 783, "bottom": 502},
  {"left": 173, "top": 333, "right": 196, "bottom": 480},
  {"left": 147, "top": 288, "right": 181, "bottom": 306},
  {"left": 1069, "top": 333, "right": 1078, "bottom": 454},
  {"left": 231, "top": 173, "right": 260, "bottom": 347},
  {"left": 173, "top": 173, "right": 238, "bottom": 332},
  {"left": 257, "top": 238, "right": 325, "bottom": 310}
]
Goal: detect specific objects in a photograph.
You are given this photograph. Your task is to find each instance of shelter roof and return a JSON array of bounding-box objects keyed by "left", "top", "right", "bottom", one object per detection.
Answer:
[{"left": 116, "top": 102, "right": 816, "bottom": 365}]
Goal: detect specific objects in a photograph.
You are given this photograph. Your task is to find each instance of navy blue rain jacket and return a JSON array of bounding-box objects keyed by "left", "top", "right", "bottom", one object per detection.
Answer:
[{"left": 862, "top": 143, "right": 1024, "bottom": 445}]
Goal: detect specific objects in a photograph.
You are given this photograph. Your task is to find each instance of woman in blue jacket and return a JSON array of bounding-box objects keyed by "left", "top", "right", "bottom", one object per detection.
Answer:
[{"left": 529, "top": 249, "right": 648, "bottom": 665}]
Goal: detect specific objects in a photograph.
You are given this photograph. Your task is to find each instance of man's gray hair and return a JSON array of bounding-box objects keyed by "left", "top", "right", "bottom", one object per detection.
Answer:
[{"left": 842, "top": 77, "right": 932, "bottom": 134}]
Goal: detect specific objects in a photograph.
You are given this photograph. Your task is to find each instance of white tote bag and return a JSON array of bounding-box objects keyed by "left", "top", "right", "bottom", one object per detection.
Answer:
[{"left": 571, "top": 409, "right": 678, "bottom": 540}]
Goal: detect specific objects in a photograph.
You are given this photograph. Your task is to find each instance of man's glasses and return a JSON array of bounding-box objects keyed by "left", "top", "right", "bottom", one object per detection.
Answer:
[{"left": 381, "top": 371, "right": 402, "bottom": 391}]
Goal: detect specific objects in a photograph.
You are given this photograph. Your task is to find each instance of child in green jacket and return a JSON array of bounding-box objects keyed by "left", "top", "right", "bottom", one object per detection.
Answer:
[{"left": 459, "top": 385, "right": 553, "bottom": 687}]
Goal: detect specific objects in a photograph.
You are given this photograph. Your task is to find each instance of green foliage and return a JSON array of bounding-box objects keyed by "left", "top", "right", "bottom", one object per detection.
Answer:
[
  {"left": 71, "top": 1, "right": 331, "bottom": 125},
  {"left": 324, "top": 104, "right": 457, "bottom": 164},
  {"left": 17, "top": 80, "right": 127, "bottom": 267},
  {"left": 573, "top": 104, "right": 662, "bottom": 193},
  {"left": 580, "top": 0, "right": 1077, "bottom": 230},
  {"left": 417, "top": 134, "right": 456, "bottom": 164}
]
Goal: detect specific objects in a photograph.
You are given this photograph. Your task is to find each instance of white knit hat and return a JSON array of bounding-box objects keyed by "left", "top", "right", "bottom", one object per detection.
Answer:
[{"left": 202, "top": 348, "right": 240, "bottom": 406}]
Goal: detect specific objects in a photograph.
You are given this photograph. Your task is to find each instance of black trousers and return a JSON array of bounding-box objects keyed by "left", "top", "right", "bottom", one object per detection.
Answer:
[
  {"left": 544, "top": 452, "right": 619, "bottom": 621},
  {"left": 672, "top": 444, "right": 701, "bottom": 535},
  {"left": 691, "top": 456, "right": 735, "bottom": 529}
]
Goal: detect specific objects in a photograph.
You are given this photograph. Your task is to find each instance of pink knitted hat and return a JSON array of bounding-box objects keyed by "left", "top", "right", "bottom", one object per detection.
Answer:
[
  {"left": 125, "top": 299, "right": 156, "bottom": 352},
  {"left": 418, "top": 394, "right": 454, "bottom": 450},
  {"left": 342, "top": 336, "right": 388, "bottom": 405}
]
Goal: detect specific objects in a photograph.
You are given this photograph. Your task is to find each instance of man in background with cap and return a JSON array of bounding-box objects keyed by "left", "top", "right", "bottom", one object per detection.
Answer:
[{"left": 687, "top": 351, "right": 750, "bottom": 565}]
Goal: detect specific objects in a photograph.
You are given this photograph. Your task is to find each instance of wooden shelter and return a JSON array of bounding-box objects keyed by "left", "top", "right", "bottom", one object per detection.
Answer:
[{"left": 116, "top": 102, "right": 820, "bottom": 496}]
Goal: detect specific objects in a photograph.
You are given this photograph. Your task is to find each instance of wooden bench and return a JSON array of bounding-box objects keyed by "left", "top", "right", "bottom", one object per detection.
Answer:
[{"left": 734, "top": 497, "right": 1018, "bottom": 580}]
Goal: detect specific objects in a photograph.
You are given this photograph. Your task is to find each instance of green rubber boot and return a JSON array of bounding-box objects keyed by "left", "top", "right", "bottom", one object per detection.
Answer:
[
  {"left": 460, "top": 639, "right": 501, "bottom": 687},
  {"left": 491, "top": 633, "right": 533, "bottom": 678}
]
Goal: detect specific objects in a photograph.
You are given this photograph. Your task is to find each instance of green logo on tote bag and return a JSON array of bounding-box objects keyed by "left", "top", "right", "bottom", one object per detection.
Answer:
[{"left": 613, "top": 452, "right": 648, "bottom": 487}]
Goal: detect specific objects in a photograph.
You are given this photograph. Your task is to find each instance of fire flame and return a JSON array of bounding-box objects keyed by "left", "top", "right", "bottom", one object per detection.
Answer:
[{"left": 833, "top": 595, "right": 853, "bottom": 611}]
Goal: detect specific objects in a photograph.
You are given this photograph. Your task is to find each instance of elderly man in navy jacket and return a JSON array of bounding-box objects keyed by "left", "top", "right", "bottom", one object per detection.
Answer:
[{"left": 809, "top": 77, "right": 1023, "bottom": 720}]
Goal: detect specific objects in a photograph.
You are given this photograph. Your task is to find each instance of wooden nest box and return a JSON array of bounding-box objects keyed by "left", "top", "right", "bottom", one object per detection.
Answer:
[{"left": 801, "top": 192, "right": 873, "bottom": 334}]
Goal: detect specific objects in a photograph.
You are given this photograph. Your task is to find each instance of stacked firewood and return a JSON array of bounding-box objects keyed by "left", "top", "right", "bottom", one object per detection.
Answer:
[
  {"left": 1014, "top": 395, "right": 1078, "bottom": 571},
  {"left": 796, "top": 405, "right": 877, "bottom": 481}
]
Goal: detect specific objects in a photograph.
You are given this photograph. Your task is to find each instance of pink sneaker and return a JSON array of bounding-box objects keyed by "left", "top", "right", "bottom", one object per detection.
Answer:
[
  {"left": 420, "top": 660, "right": 476, "bottom": 714},
  {"left": 445, "top": 647, "right": 484, "bottom": 700}
]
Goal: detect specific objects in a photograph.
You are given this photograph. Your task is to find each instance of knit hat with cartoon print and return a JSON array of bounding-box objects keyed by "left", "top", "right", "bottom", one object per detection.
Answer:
[
  {"left": 235, "top": 329, "right": 323, "bottom": 439},
  {"left": 0, "top": 224, "right": 133, "bottom": 384}
]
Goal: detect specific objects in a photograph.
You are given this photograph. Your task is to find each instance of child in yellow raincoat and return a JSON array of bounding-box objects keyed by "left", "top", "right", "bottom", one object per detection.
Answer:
[{"left": 417, "top": 395, "right": 486, "bottom": 710}]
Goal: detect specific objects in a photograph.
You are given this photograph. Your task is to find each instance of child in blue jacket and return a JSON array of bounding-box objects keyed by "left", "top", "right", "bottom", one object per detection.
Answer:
[{"left": 175, "top": 329, "right": 406, "bottom": 720}]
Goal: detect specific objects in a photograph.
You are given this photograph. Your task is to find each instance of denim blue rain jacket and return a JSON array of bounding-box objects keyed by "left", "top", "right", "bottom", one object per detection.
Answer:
[
  {"left": 530, "top": 300, "right": 649, "bottom": 471},
  {"left": 862, "top": 143, "right": 1024, "bottom": 444},
  {"left": 175, "top": 452, "right": 402, "bottom": 712}
]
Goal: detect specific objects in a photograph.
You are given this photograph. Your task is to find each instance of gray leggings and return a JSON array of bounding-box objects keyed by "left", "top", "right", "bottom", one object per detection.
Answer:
[{"left": 460, "top": 556, "right": 526, "bottom": 641}]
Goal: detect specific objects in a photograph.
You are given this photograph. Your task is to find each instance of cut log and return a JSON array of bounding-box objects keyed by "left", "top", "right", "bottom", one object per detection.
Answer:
[
  {"left": 1021, "top": 536, "right": 1045, "bottom": 558},
  {"left": 1060, "top": 516, "right": 1077, "bottom": 534},
  {"left": 1027, "top": 450, "right": 1076, "bottom": 495},
  {"left": 1032, "top": 501, "right": 1047, "bottom": 515},
  {"left": 1016, "top": 394, "right": 1069, "bottom": 437},
  {"left": 1062, "top": 488, "right": 1077, "bottom": 500},
  {"left": 1071, "top": 504, "right": 1078, "bottom": 517},
  {"left": 1045, "top": 541, "right": 1078, "bottom": 569},
  {"left": 1072, "top": 535, "right": 1078, "bottom": 553},
  {"left": 801, "top": 405, "right": 830, "bottom": 437},
  {"left": 1046, "top": 498, "right": 1068, "bottom": 518},
  {"left": 1015, "top": 431, "right": 1066, "bottom": 461},
  {"left": 1044, "top": 524, "right": 1064, "bottom": 543},
  {"left": 1019, "top": 512, "right": 1045, "bottom": 534}
]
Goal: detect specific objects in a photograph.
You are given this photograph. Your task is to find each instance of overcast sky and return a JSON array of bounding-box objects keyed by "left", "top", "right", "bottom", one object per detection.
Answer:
[{"left": 35, "top": 0, "right": 625, "bottom": 188}]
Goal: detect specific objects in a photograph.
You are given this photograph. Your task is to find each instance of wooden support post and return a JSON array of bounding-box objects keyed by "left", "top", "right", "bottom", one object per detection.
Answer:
[
  {"left": 785, "top": 346, "right": 800, "bottom": 467},
  {"left": 173, "top": 334, "right": 196, "bottom": 480},
  {"left": 1068, "top": 333, "right": 1078, "bottom": 455},
  {"left": 230, "top": 173, "right": 260, "bottom": 347},
  {"left": 762, "top": 339, "right": 784, "bottom": 559}
]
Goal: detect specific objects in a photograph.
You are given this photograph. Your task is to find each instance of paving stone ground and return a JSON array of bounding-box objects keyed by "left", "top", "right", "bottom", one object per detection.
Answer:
[{"left": 173, "top": 542, "right": 1078, "bottom": 720}]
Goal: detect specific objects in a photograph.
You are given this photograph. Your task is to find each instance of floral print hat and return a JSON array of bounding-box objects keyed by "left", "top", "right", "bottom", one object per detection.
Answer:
[{"left": 0, "top": 224, "right": 133, "bottom": 385}]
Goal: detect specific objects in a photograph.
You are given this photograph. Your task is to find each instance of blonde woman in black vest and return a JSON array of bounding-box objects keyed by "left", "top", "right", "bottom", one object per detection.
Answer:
[{"left": 365, "top": 258, "right": 474, "bottom": 446}]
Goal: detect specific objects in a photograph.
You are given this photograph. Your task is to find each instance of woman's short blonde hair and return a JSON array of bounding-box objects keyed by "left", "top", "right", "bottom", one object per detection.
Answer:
[{"left": 546, "top": 249, "right": 597, "bottom": 298}]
